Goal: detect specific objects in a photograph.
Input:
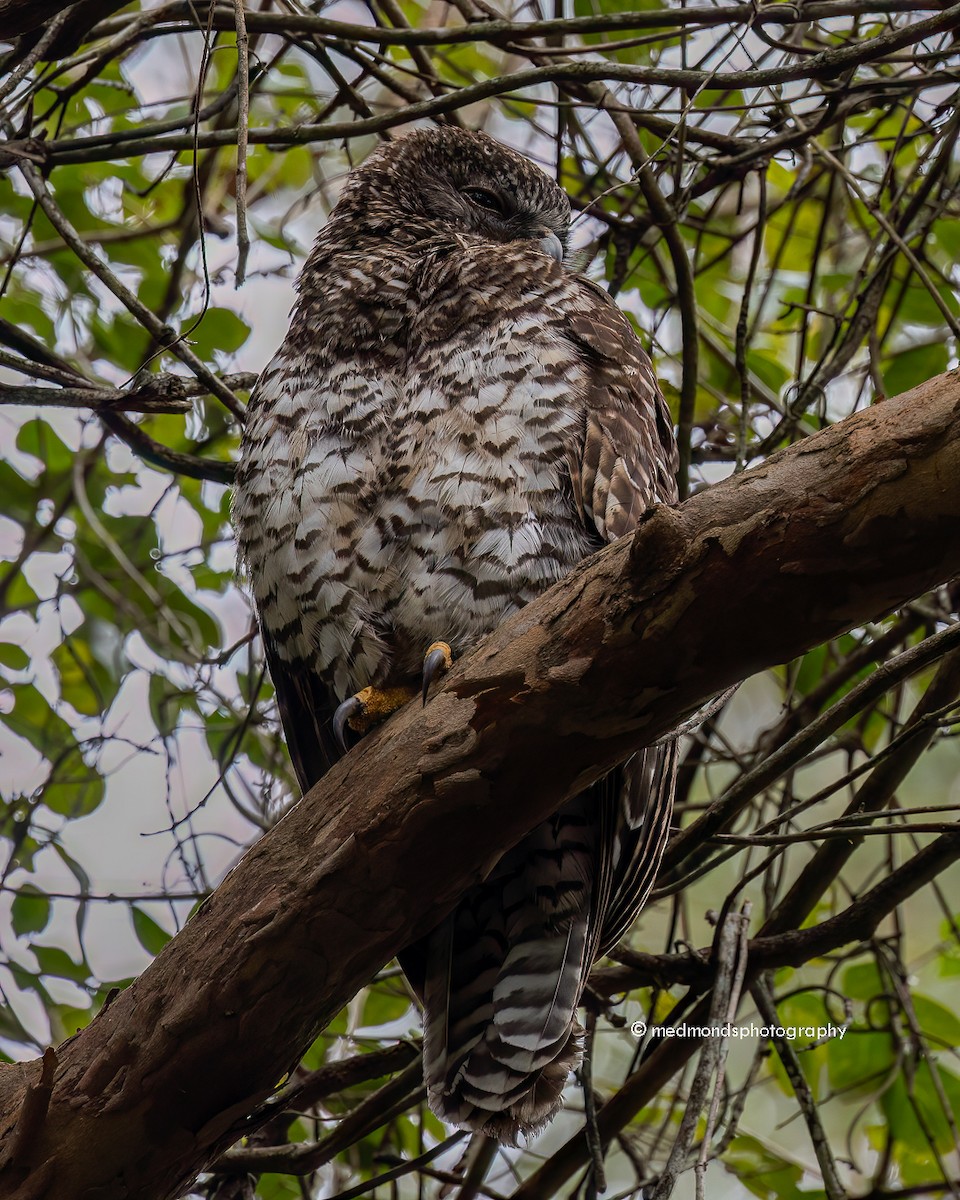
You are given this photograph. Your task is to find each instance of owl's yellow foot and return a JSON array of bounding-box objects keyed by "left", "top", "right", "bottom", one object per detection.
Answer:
[
  {"left": 422, "top": 641, "right": 454, "bottom": 705},
  {"left": 333, "top": 685, "right": 416, "bottom": 751},
  {"left": 332, "top": 643, "right": 454, "bottom": 750}
]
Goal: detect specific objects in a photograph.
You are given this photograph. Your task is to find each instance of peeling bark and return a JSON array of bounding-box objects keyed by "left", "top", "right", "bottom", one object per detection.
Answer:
[{"left": 0, "top": 371, "right": 958, "bottom": 1199}]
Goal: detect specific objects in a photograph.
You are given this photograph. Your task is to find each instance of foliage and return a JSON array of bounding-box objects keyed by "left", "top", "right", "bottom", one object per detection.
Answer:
[{"left": 1, "top": 1, "right": 960, "bottom": 1197}]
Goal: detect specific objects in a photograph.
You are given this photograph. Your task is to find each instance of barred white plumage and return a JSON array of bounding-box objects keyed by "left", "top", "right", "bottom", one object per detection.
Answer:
[{"left": 233, "top": 126, "right": 678, "bottom": 1142}]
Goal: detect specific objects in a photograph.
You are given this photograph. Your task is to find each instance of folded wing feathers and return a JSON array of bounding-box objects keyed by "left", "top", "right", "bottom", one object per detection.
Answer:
[{"left": 599, "top": 743, "right": 678, "bottom": 957}]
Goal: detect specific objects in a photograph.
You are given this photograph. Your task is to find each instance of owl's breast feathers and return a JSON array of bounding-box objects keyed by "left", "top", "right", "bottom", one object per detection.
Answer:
[{"left": 234, "top": 235, "right": 600, "bottom": 699}]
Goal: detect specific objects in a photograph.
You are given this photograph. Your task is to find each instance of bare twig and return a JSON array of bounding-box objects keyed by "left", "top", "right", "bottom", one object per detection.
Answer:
[
  {"left": 751, "top": 977, "right": 846, "bottom": 1200},
  {"left": 233, "top": 0, "right": 250, "bottom": 287},
  {"left": 649, "top": 905, "right": 751, "bottom": 1200},
  {"left": 0, "top": 10, "right": 68, "bottom": 108},
  {"left": 696, "top": 903, "right": 752, "bottom": 1200},
  {"left": 43, "top": 7, "right": 960, "bottom": 164}
]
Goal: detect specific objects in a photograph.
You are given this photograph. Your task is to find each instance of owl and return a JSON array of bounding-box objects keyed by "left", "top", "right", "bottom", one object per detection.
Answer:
[{"left": 233, "top": 126, "right": 678, "bottom": 1142}]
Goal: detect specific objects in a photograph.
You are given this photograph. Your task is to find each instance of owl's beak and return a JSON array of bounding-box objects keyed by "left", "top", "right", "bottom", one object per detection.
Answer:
[{"left": 537, "top": 231, "right": 565, "bottom": 263}]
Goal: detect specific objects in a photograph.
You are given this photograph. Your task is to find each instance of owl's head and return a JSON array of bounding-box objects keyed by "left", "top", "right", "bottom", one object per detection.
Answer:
[{"left": 335, "top": 127, "right": 571, "bottom": 262}]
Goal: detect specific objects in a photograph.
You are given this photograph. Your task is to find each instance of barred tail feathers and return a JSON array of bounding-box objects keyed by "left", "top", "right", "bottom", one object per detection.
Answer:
[
  {"left": 422, "top": 798, "right": 598, "bottom": 1143},
  {"left": 423, "top": 915, "right": 589, "bottom": 1143}
]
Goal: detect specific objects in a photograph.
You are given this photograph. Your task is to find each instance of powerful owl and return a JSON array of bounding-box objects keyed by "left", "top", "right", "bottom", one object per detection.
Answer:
[{"left": 234, "top": 127, "right": 678, "bottom": 1142}]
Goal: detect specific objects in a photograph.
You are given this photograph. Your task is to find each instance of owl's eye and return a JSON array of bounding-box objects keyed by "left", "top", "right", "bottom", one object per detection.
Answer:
[{"left": 461, "top": 186, "right": 508, "bottom": 215}]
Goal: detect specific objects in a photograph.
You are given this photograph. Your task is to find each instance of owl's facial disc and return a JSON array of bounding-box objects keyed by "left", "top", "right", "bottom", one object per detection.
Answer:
[
  {"left": 349, "top": 128, "right": 571, "bottom": 258},
  {"left": 451, "top": 173, "right": 568, "bottom": 259}
]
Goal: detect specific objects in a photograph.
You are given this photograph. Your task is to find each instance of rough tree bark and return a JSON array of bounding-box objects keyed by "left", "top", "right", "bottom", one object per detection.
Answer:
[{"left": 0, "top": 370, "right": 959, "bottom": 1199}]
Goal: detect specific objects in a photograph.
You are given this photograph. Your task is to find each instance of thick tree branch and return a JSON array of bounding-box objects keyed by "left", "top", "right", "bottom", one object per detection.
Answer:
[{"left": 0, "top": 371, "right": 958, "bottom": 1199}]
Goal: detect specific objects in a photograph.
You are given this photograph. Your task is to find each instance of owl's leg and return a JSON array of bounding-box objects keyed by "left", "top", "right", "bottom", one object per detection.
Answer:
[
  {"left": 421, "top": 641, "right": 453, "bottom": 704},
  {"left": 333, "top": 685, "right": 416, "bottom": 750}
]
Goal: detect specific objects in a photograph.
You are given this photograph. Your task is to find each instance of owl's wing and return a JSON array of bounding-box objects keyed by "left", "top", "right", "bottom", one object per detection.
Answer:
[
  {"left": 234, "top": 366, "right": 345, "bottom": 796},
  {"left": 562, "top": 276, "right": 679, "bottom": 958},
  {"left": 564, "top": 275, "right": 679, "bottom": 537},
  {"left": 596, "top": 741, "right": 679, "bottom": 957},
  {"left": 261, "top": 630, "right": 342, "bottom": 796}
]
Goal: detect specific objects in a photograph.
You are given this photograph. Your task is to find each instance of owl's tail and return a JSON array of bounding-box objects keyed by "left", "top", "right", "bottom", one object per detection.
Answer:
[
  {"left": 422, "top": 909, "right": 588, "bottom": 1143},
  {"left": 418, "top": 797, "right": 600, "bottom": 1144},
  {"left": 414, "top": 752, "right": 676, "bottom": 1143}
]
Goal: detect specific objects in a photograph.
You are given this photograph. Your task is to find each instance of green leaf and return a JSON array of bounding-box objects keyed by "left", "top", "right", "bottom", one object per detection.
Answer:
[
  {"left": 792, "top": 644, "right": 828, "bottom": 697},
  {"left": 360, "top": 986, "right": 413, "bottom": 1031},
  {"left": 0, "top": 460, "right": 39, "bottom": 524},
  {"left": 911, "top": 994, "right": 960, "bottom": 1048},
  {"left": 722, "top": 1134, "right": 805, "bottom": 1200},
  {"left": 0, "top": 996, "right": 38, "bottom": 1043},
  {"left": 842, "top": 961, "right": 885, "bottom": 1001},
  {"left": 746, "top": 348, "right": 791, "bottom": 393},
  {"left": 16, "top": 418, "right": 73, "bottom": 475},
  {"left": 131, "top": 906, "right": 172, "bottom": 956},
  {"left": 148, "top": 673, "right": 180, "bottom": 738},
  {"left": 145, "top": 587, "right": 221, "bottom": 661},
  {"left": 186, "top": 308, "right": 251, "bottom": 359},
  {"left": 11, "top": 887, "right": 51, "bottom": 936},
  {"left": 52, "top": 636, "right": 117, "bottom": 717},
  {"left": 52, "top": 842, "right": 93, "bottom": 951},
  {"left": 89, "top": 312, "right": 149, "bottom": 374},
  {"left": 897, "top": 278, "right": 960, "bottom": 327},
  {"left": 882, "top": 342, "right": 949, "bottom": 400},
  {"left": 933, "top": 219, "right": 960, "bottom": 259},
  {"left": 883, "top": 1062, "right": 960, "bottom": 1170},
  {"left": 6, "top": 683, "right": 73, "bottom": 760},
  {"left": 43, "top": 768, "right": 105, "bottom": 819},
  {"left": 1, "top": 292, "right": 55, "bottom": 342},
  {"left": 256, "top": 1174, "right": 307, "bottom": 1200},
  {"left": 938, "top": 915, "right": 960, "bottom": 976},
  {"left": 827, "top": 1028, "right": 894, "bottom": 1093},
  {"left": 0, "top": 643, "right": 30, "bottom": 671},
  {"left": 33, "top": 945, "right": 89, "bottom": 983},
  {"left": 49, "top": 1003, "right": 93, "bottom": 1042}
]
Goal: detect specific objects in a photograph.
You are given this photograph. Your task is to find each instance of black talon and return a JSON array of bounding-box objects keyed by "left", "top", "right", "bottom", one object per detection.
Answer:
[
  {"left": 422, "top": 646, "right": 450, "bottom": 705},
  {"left": 333, "top": 696, "right": 363, "bottom": 751}
]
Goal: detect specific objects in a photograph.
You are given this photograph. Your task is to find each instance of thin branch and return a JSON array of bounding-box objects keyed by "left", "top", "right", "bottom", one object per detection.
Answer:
[
  {"left": 649, "top": 904, "right": 750, "bottom": 1199},
  {"left": 322, "top": 1132, "right": 468, "bottom": 1200},
  {"left": 213, "top": 1058, "right": 425, "bottom": 1174},
  {"left": 0, "top": 10, "right": 68, "bottom": 107},
  {"left": 697, "top": 904, "right": 752, "bottom": 1200},
  {"left": 86, "top": 1, "right": 952, "bottom": 51},
  {"left": 751, "top": 977, "right": 846, "bottom": 1200},
  {"left": 42, "top": 7, "right": 960, "bottom": 164},
  {"left": 232, "top": 0, "right": 250, "bottom": 287},
  {"left": 763, "top": 645, "right": 960, "bottom": 936},
  {"left": 14, "top": 157, "right": 245, "bottom": 421},
  {"left": 662, "top": 623, "right": 960, "bottom": 879},
  {"left": 0, "top": 383, "right": 191, "bottom": 414},
  {"left": 98, "top": 411, "right": 236, "bottom": 484}
]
